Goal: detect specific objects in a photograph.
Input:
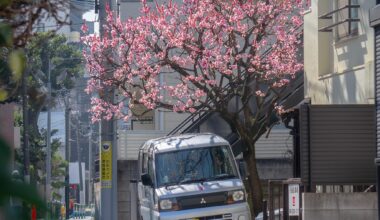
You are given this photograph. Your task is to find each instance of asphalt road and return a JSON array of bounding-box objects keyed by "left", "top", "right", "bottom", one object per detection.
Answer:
[{"left": 68, "top": 217, "right": 94, "bottom": 220}]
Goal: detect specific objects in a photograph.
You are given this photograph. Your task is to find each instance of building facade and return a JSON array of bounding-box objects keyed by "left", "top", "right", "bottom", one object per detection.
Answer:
[
  {"left": 302, "top": 0, "right": 376, "bottom": 188},
  {"left": 106, "top": 1, "right": 189, "bottom": 219},
  {"left": 369, "top": 0, "right": 380, "bottom": 218},
  {"left": 299, "top": 0, "right": 377, "bottom": 218}
]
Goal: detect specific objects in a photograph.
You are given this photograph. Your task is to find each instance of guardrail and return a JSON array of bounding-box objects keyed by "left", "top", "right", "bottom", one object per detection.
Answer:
[{"left": 71, "top": 203, "right": 95, "bottom": 219}]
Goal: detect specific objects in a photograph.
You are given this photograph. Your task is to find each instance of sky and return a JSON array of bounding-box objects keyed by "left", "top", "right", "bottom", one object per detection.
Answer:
[{"left": 83, "top": 9, "right": 99, "bottom": 35}]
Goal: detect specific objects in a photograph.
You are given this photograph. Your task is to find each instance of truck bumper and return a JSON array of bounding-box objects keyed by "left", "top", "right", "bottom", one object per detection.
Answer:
[{"left": 156, "top": 203, "right": 251, "bottom": 220}]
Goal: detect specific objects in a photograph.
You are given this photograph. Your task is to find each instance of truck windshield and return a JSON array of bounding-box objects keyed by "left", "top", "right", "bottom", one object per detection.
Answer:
[{"left": 155, "top": 146, "right": 238, "bottom": 187}]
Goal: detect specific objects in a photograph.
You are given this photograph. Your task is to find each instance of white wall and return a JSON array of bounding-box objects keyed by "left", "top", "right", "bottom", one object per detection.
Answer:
[
  {"left": 302, "top": 192, "right": 377, "bottom": 220},
  {"left": 69, "top": 162, "right": 86, "bottom": 204},
  {"left": 304, "top": 0, "right": 375, "bottom": 105},
  {"left": 117, "top": 130, "right": 167, "bottom": 160}
]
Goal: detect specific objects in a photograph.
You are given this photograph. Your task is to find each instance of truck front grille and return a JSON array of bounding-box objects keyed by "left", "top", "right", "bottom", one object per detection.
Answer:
[
  {"left": 181, "top": 213, "right": 232, "bottom": 220},
  {"left": 177, "top": 191, "right": 227, "bottom": 210}
]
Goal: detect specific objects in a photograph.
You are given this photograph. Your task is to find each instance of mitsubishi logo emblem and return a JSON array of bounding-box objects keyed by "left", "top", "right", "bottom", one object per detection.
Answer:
[{"left": 200, "top": 198, "right": 206, "bottom": 204}]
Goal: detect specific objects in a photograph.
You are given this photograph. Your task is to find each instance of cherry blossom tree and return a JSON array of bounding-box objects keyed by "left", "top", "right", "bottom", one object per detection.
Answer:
[{"left": 82, "top": 0, "right": 303, "bottom": 216}]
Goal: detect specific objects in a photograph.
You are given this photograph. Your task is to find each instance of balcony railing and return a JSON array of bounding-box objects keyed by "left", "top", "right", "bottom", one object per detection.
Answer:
[{"left": 318, "top": 2, "right": 360, "bottom": 33}]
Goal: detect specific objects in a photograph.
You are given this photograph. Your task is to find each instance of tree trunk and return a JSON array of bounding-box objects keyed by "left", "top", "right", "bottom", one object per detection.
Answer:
[
  {"left": 218, "top": 107, "right": 266, "bottom": 217},
  {"left": 243, "top": 140, "right": 263, "bottom": 218}
]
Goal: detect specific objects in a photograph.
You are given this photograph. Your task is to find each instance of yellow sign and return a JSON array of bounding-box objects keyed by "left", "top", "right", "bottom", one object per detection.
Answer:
[{"left": 101, "top": 141, "right": 112, "bottom": 188}]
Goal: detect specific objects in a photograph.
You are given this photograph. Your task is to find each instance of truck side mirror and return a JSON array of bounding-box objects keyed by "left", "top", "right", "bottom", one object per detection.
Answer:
[{"left": 141, "top": 173, "right": 153, "bottom": 187}]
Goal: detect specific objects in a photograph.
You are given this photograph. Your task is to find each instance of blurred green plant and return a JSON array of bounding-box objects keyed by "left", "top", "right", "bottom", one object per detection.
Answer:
[
  {"left": 0, "top": 0, "right": 73, "bottom": 218},
  {"left": 15, "top": 128, "right": 68, "bottom": 202},
  {"left": 0, "top": 138, "right": 46, "bottom": 219},
  {"left": 0, "top": 0, "right": 70, "bottom": 103},
  {"left": 14, "top": 32, "right": 82, "bottom": 201},
  {"left": 0, "top": 20, "right": 26, "bottom": 103}
]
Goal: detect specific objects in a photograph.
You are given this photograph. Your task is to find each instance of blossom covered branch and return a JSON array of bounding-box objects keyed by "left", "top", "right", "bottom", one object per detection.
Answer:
[{"left": 82, "top": 0, "right": 304, "bottom": 122}]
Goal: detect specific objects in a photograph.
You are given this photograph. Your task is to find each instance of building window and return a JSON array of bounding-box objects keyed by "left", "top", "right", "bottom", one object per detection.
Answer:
[
  {"left": 130, "top": 104, "right": 155, "bottom": 130},
  {"left": 36, "top": 23, "right": 45, "bottom": 32},
  {"left": 335, "top": 0, "right": 359, "bottom": 40},
  {"left": 318, "top": 0, "right": 360, "bottom": 40}
]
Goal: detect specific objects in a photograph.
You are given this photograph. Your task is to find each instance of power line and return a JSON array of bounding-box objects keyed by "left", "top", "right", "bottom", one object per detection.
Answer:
[
  {"left": 71, "top": 0, "right": 96, "bottom": 3},
  {"left": 37, "top": 21, "right": 97, "bottom": 29}
]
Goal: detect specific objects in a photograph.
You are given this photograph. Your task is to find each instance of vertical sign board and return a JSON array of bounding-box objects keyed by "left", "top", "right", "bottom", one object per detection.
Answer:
[
  {"left": 288, "top": 184, "right": 300, "bottom": 216},
  {"left": 101, "top": 141, "right": 112, "bottom": 188}
]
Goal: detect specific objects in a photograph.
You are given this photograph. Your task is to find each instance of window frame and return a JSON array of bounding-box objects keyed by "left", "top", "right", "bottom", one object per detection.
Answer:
[
  {"left": 318, "top": 0, "right": 360, "bottom": 38},
  {"left": 334, "top": 0, "right": 359, "bottom": 41}
]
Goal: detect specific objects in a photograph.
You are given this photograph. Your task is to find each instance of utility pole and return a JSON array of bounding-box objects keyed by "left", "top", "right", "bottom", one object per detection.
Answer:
[
  {"left": 112, "top": 96, "right": 118, "bottom": 220},
  {"left": 22, "top": 68, "right": 30, "bottom": 184},
  {"left": 88, "top": 125, "right": 93, "bottom": 204},
  {"left": 99, "top": 0, "right": 118, "bottom": 219},
  {"left": 65, "top": 96, "right": 71, "bottom": 219},
  {"left": 46, "top": 59, "right": 52, "bottom": 203},
  {"left": 76, "top": 120, "right": 84, "bottom": 204}
]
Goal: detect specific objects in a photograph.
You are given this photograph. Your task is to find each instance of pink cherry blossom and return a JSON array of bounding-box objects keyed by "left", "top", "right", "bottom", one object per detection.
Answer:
[{"left": 82, "top": 0, "right": 304, "bottom": 122}]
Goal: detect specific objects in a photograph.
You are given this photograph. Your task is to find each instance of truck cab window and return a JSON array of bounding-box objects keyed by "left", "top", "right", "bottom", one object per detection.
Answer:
[{"left": 155, "top": 146, "right": 238, "bottom": 187}]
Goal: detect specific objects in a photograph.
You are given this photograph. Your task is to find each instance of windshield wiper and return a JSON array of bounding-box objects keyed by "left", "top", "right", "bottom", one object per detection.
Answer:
[
  {"left": 208, "top": 174, "right": 237, "bottom": 181},
  {"left": 163, "top": 182, "right": 178, "bottom": 189},
  {"left": 179, "top": 178, "right": 207, "bottom": 185}
]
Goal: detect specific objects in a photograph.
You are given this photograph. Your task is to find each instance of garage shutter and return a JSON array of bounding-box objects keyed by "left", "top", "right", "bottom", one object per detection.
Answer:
[
  {"left": 309, "top": 105, "right": 376, "bottom": 184},
  {"left": 375, "top": 27, "right": 380, "bottom": 158}
]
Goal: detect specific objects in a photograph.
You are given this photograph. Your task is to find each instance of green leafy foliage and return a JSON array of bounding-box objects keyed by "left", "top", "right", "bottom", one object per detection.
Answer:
[
  {"left": 0, "top": 0, "right": 12, "bottom": 8},
  {"left": 12, "top": 33, "right": 82, "bottom": 198},
  {"left": 15, "top": 128, "right": 68, "bottom": 201},
  {"left": 0, "top": 138, "right": 46, "bottom": 219},
  {"left": 0, "top": 22, "right": 21, "bottom": 103},
  {"left": 0, "top": 23, "right": 12, "bottom": 46},
  {"left": 26, "top": 32, "right": 83, "bottom": 96},
  {"left": 8, "top": 50, "right": 26, "bottom": 81},
  {"left": 0, "top": 31, "right": 83, "bottom": 104}
]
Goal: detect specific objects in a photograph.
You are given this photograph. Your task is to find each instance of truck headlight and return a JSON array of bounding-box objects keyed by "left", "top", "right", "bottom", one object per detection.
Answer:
[
  {"left": 159, "top": 198, "right": 179, "bottom": 211},
  {"left": 227, "top": 190, "right": 245, "bottom": 203}
]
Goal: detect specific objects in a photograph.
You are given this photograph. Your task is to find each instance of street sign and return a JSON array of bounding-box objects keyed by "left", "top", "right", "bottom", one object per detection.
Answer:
[
  {"left": 101, "top": 141, "right": 112, "bottom": 188},
  {"left": 288, "top": 184, "right": 300, "bottom": 216}
]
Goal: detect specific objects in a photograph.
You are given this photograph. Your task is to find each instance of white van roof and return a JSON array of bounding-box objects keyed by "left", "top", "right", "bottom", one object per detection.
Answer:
[{"left": 142, "top": 133, "right": 230, "bottom": 153}]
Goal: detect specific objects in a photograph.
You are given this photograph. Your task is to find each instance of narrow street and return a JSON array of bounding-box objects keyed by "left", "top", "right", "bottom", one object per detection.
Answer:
[
  {"left": 68, "top": 217, "right": 93, "bottom": 220},
  {"left": 1, "top": 0, "right": 380, "bottom": 220}
]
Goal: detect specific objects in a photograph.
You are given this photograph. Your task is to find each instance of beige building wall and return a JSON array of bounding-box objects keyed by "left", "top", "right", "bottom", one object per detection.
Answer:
[{"left": 304, "top": 0, "right": 375, "bottom": 105}]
